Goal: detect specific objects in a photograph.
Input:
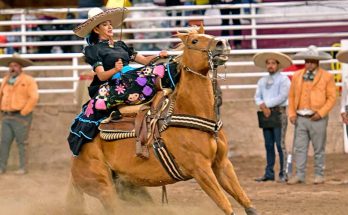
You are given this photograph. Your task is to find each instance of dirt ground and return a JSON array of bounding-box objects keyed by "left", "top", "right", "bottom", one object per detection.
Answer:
[{"left": 0, "top": 152, "right": 347, "bottom": 215}]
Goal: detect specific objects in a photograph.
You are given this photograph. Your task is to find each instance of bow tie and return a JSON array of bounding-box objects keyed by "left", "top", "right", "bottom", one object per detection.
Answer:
[{"left": 303, "top": 71, "right": 315, "bottom": 81}]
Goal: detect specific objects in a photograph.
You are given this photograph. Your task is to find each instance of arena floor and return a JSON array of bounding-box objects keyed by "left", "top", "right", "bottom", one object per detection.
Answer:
[{"left": 0, "top": 153, "right": 347, "bottom": 215}]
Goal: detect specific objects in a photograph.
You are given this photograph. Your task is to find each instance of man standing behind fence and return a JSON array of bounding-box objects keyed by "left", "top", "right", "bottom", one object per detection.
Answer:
[
  {"left": 0, "top": 54, "right": 38, "bottom": 175},
  {"left": 287, "top": 45, "right": 336, "bottom": 185},
  {"left": 254, "top": 52, "right": 292, "bottom": 183}
]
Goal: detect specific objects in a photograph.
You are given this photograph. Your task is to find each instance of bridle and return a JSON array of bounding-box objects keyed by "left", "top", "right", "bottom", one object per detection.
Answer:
[{"left": 182, "top": 35, "right": 223, "bottom": 137}]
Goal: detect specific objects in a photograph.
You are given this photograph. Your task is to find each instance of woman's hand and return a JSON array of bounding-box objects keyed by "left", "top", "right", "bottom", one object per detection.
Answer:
[
  {"left": 115, "top": 59, "right": 123, "bottom": 72},
  {"left": 159, "top": 50, "right": 168, "bottom": 58}
]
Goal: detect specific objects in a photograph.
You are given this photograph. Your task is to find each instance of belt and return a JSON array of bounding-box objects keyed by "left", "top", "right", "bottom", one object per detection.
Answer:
[
  {"left": 270, "top": 106, "right": 286, "bottom": 112},
  {"left": 297, "top": 113, "right": 314, "bottom": 118},
  {"left": 1, "top": 111, "right": 20, "bottom": 115}
]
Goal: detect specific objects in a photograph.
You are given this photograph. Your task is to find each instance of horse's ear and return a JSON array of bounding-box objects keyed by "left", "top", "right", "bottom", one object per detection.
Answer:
[
  {"left": 198, "top": 22, "right": 205, "bottom": 34},
  {"left": 176, "top": 32, "right": 188, "bottom": 42}
]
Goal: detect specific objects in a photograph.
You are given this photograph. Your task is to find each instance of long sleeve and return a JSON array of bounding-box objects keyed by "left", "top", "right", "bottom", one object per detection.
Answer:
[
  {"left": 264, "top": 76, "right": 291, "bottom": 107},
  {"left": 288, "top": 74, "right": 297, "bottom": 118},
  {"left": 254, "top": 79, "right": 264, "bottom": 106},
  {"left": 20, "top": 77, "right": 39, "bottom": 116},
  {"left": 341, "top": 82, "right": 347, "bottom": 113},
  {"left": 317, "top": 74, "right": 337, "bottom": 117}
]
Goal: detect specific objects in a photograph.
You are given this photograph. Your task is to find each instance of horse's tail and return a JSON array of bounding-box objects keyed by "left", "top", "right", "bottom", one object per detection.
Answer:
[{"left": 65, "top": 175, "right": 86, "bottom": 215}]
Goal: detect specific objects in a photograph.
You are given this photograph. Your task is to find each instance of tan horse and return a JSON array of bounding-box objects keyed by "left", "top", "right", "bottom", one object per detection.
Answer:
[{"left": 67, "top": 26, "right": 259, "bottom": 215}]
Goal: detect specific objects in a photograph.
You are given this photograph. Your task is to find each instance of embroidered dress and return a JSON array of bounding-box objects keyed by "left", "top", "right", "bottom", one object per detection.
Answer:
[{"left": 68, "top": 40, "right": 179, "bottom": 156}]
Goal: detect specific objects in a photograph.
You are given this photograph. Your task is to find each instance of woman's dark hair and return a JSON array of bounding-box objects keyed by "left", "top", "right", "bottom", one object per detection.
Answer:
[{"left": 86, "top": 30, "right": 99, "bottom": 45}]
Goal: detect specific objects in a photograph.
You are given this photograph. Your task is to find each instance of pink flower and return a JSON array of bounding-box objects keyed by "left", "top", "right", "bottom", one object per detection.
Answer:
[{"left": 115, "top": 85, "right": 125, "bottom": 94}]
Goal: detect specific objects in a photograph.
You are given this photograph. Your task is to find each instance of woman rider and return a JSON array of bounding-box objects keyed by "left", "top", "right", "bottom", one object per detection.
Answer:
[{"left": 68, "top": 8, "right": 169, "bottom": 156}]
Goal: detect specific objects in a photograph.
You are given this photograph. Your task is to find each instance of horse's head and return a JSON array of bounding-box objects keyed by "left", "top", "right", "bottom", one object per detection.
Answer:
[{"left": 176, "top": 25, "right": 230, "bottom": 75}]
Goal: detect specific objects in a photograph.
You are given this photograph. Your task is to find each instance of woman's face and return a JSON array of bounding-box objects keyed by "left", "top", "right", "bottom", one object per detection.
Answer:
[{"left": 94, "top": 20, "right": 113, "bottom": 39}]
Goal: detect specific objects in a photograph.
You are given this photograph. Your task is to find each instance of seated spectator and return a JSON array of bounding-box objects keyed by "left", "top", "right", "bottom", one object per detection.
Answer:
[
  {"left": 78, "top": 0, "right": 104, "bottom": 19},
  {"left": 37, "top": 13, "right": 77, "bottom": 53},
  {"left": 0, "top": 36, "right": 6, "bottom": 54},
  {"left": 6, "top": 14, "right": 38, "bottom": 54},
  {"left": 165, "top": 0, "right": 183, "bottom": 27},
  {"left": 219, "top": 0, "right": 242, "bottom": 49},
  {"left": 129, "top": 1, "right": 171, "bottom": 50}
]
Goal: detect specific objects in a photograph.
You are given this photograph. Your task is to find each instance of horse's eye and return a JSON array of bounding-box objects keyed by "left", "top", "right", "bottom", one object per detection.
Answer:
[{"left": 192, "top": 39, "right": 198, "bottom": 44}]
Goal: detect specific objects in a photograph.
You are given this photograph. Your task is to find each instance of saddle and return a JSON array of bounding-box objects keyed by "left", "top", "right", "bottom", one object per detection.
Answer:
[{"left": 99, "top": 88, "right": 174, "bottom": 159}]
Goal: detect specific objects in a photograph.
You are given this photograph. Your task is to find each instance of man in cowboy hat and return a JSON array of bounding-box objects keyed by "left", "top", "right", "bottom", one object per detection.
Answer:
[
  {"left": 287, "top": 45, "right": 336, "bottom": 185},
  {"left": 253, "top": 52, "right": 292, "bottom": 183},
  {"left": 0, "top": 54, "right": 39, "bottom": 175},
  {"left": 336, "top": 50, "right": 348, "bottom": 131}
]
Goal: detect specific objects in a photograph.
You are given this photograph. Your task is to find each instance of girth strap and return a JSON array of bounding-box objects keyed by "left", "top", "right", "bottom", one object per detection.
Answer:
[{"left": 153, "top": 139, "right": 186, "bottom": 181}]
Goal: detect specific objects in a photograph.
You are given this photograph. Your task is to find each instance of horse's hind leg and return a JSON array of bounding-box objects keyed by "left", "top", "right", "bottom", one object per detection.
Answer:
[
  {"left": 213, "top": 132, "right": 259, "bottom": 215},
  {"left": 114, "top": 177, "right": 153, "bottom": 205},
  {"left": 71, "top": 142, "right": 119, "bottom": 214},
  {"left": 66, "top": 176, "right": 86, "bottom": 215}
]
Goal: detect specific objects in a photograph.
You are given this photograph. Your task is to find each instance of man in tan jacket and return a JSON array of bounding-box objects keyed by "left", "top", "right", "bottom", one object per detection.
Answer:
[
  {"left": 287, "top": 46, "right": 336, "bottom": 185},
  {"left": 0, "top": 54, "right": 39, "bottom": 174}
]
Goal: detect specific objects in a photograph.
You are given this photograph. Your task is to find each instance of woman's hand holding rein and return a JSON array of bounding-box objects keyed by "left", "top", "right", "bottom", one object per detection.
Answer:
[
  {"left": 115, "top": 59, "right": 123, "bottom": 73},
  {"left": 158, "top": 50, "right": 168, "bottom": 58}
]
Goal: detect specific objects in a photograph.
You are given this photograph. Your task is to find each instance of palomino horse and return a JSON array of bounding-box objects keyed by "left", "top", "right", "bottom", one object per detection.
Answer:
[{"left": 67, "top": 26, "right": 259, "bottom": 215}]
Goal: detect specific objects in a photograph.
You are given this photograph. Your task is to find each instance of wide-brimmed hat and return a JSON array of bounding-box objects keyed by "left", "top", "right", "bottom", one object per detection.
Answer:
[
  {"left": 73, "top": 7, "right": 127, "bottom": 38},
  {"left": 0, "top": 53, "right": 33, "bottom": 67},
  {"left": 292, "top": 45, "right": 332, "bottom": 61},
  {"left": 253, "top": 52, "right": 292, "bottom": 69},
  {"left": 336, "top": 50, "right": 348, "bottom": 63}
]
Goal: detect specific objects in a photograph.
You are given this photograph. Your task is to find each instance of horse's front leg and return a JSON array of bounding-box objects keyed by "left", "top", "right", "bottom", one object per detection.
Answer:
[
  {"left": 190, "top": 161, "right": 235, "bottom": 215},
  {"left": 213, "top": 131, "right": 259, "bottom": 215}
]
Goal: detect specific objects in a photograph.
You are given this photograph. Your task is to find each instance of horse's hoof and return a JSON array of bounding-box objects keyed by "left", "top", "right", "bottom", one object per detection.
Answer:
[{"left": 245, "top": 207, "right": 259, "bottom": 215}]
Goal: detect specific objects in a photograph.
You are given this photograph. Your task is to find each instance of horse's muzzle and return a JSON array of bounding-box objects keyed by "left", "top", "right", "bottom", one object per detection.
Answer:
[{"left": 212, "top": 39, "right": 231, "bottom": 65}]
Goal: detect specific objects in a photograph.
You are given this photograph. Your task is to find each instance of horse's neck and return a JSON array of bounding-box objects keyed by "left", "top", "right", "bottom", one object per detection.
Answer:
[{"left": 173, "top": 68, "right": 215, "bottom": 120}]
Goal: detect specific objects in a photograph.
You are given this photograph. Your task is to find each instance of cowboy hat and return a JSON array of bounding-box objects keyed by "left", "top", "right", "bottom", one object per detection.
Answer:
[
  {"left": 336, "top": 50, "right": 348, "bottom": 63},
  {"left": 292, "top": 45, "right": 332, "bottom": 61},
  {"left": 0, "top": 53, "right": 33, "bottom": 67},
  {"left": 73, "top": 7, "right": 127, "bottom": 38},
  {"left": 253, "top": 52, "right": 292, "bottom": 69}
]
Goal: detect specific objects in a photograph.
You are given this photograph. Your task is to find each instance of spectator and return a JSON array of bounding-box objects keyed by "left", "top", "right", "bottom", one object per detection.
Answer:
[
  {"left": 0, "top": 36, "right": 6, "bottom": 54},
  {"left": 287, "top": 45, "right": 336, "bottom": 185},
  {"left": 106, "top": 0, "right": 132, "bottom": 8},
  {"left": 254, "top": 52, "right": 292, "bottom": 183},
  {"left": 194, "top": 0, "right": 209, "bottom": 15},
  {"left": 36, "top": 13, "right": 78, "bottom": 53},
  {"left": 0, "top": 54, "right": 39, "bottom": 175},
  {"left": 336, "top": 50, "right": 348, "bottom": 135},
  {"left": 130, "top": 1, "right": 171, "bottom": 50},
  {"left": 242, "top": 0, "right": 261, "bottom": 15},
  {"left": 218, "top": 0, "right": 242, "bottom": 49},
  {"left": 37, "top": 14, "right": 62, "bottom": 53},
  {"left": 6, "top": 14, "right": 38, "bottom": 54},
  {"left": 165, "top": 0, "right": 182, "bottom": 27},
  {"left": 78, "top": 0, "right": 104, "bottom": 19}
]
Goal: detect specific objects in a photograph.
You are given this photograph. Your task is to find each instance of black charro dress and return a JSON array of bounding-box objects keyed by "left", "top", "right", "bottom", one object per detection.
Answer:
[{"left": 68, "top": 40, "right": 179, "bottom": 156}]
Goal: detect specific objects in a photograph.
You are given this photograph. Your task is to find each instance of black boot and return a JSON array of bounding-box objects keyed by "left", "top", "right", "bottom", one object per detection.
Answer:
[{"left": 110, "top": 109, "right": 122, "bottom": 121}]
